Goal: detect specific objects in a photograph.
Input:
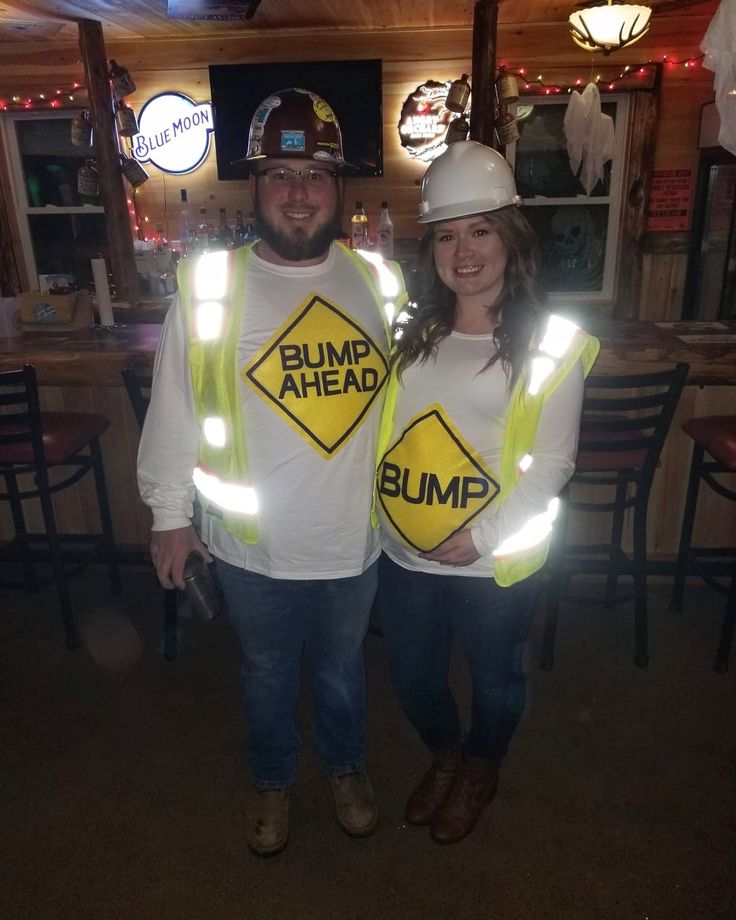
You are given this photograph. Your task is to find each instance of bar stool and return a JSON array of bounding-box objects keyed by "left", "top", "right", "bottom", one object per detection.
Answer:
[
  {"left": 0, "top": 364, "right": 120, "bottom": 648},
  {"left": 540, "top": 363, "right": 689, "bottom": 670},
  {"left": 122, "top": 367, "right": 179, "bottom": 660},
  {"left": 670, "top": 415, "right": 736, "bottom": 672}
]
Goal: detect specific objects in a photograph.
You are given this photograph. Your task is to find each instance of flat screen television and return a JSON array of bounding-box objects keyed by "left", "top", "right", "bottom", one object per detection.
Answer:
[{"left": 208, "top": 59, "right": 383, "bottom": 180}]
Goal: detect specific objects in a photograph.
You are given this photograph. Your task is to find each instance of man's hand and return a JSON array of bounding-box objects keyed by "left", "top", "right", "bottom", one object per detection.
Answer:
[
  {"left": 150, "top": 525, "right": 213, "bottom": 590},
  {"left": 419, "top": 529, "right": 481, "bottom": 567}
]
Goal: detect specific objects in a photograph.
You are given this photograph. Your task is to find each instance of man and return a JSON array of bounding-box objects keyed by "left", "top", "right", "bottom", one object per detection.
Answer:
[{"left": 138, "top": 88, "right": 406, "bottom": 856}]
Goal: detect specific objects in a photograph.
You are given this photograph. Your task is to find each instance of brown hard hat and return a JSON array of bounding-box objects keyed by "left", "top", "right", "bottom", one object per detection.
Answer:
[{"left": 232, "top": 87, "right": 355, "bottom": 173}]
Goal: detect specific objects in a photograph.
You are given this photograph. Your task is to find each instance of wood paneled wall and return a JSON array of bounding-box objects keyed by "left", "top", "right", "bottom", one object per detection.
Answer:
[{"left": 0, "top": 15, "right": 718, "bottom": 317}]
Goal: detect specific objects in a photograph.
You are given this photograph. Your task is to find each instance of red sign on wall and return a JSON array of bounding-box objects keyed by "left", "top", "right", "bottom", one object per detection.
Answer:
[{"left": 646, "top": 169, "right": 693, "bottom": 232}]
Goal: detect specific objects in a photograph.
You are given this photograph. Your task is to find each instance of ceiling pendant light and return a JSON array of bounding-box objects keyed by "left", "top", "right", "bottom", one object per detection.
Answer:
[{"left": 569, "top": 0, "right": 652, "bottom": 55}]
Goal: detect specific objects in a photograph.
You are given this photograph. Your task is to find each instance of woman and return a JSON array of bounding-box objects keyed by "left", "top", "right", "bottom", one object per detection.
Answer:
[{"left": 376, "top": 140, "right": 599, "bottom": 844}]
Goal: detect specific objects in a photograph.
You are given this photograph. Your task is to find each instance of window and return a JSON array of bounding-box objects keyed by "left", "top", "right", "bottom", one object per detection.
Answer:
[
  {"left": 0, "top": 110, "right": 108, "bottom": 290},
  {"left": 508, "top": 94, "right": 630, "bottom": 305}
]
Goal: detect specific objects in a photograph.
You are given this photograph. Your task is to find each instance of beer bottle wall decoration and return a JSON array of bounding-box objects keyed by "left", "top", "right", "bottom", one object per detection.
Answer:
[
  {"left": 108, "top": 59, "right": 136, "bottom": 97},
  {"left": 120, "top": 154, "right": 149, "bottom": 188},
  {"left": 115, "top": 99, "right": 139, "bottom": 138},
  {"left": 445, "top": 74, "right": 471, "bottom": 114},
  {"left": 71, "top": 110, "right": 92, "bottom": 147},
  {"left": 77, "top": 158, "right": 99, "bottom": 199}
]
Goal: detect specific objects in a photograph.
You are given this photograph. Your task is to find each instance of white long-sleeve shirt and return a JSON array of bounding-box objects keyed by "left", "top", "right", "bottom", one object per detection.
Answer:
[
  {"left": 138, "top": 243, "right": 390, "bottom": 580},
  {"left": 377, "top": 330, "right": 584, "bottom": 577}
]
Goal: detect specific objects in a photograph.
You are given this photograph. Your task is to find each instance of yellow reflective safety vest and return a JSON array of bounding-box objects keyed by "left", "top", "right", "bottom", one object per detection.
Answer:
[
  {"left": 374, "top": 315, "right": 600, "bottom": 586},
  {"left": 178, "top": 241, "right": 406, "bottom": 544}
]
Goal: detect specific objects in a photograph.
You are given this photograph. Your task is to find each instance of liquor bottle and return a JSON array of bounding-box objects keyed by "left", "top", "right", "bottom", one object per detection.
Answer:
[
  {"left": 195, "top": 207, "right": 212, "bottom": 252},
  {"left": 178, "top": 188, "right": 194, "bottom": 255},
  {"left": 153, "top": 222, "right": 168, "bottom": 250},
  {"left": 108, "top": 59, "right": 136, "bottom": 97},
  {"left": 350, "top": 200, "right": 369, "bottom": 250},
  {"left": 445, "top": 74, "right": 471, "bottom": 114},
  {"left": 233, "top": 210, "right": 246, "bottom": 247},
  {"left": 77, "top": 158, "right": 99, "bottom": 200},
  {"left": 216, "top": 207, "right": 234, "bottom": 249},
  {"left": 243, "top": 213, "right": 257, "bottom": 243},
  {"left": 376, "top": 201, "right": 394, "bottom": 259},
  {"left": 115, "top": 98, "right": 139, "bottom": 138}
]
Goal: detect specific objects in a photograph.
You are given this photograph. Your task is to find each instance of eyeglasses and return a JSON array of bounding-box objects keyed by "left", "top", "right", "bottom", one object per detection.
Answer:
[{"left": 255, "top": 166, "right": 337, "bottom": 185}]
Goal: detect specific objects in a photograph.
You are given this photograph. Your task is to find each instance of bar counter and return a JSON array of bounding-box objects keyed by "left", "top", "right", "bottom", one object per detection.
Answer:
[
  {"left": 1, "top": 319, "right": 734, "bottom": 386},
  {"left": 1, "top": 319, "right": 734, "bottom": 554}
]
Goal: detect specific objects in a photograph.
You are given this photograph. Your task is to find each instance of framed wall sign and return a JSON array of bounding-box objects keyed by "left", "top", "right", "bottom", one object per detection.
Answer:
[
  {"left": 398, "top": 80, "right": 453, "bottom": 163},
  {"left": 132, "top": 91, "right": 213, "bottom": 175}
]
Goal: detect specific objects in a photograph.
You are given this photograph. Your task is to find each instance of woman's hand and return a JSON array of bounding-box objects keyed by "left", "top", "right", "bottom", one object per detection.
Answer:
[
  {"left": 150, "top": 525, "right": 213, "bottom": 590},
  {"left": 419, "top": 529, "right": 481, "bottom": 567}
]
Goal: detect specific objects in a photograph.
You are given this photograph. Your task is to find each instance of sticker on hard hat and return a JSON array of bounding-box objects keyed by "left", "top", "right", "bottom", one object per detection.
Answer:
[
  {"left": 244, "top": 294, "right": 389, "bottom": 459},
  {"left": 252, "top": 99, "right": 280, "bottom": 130},
  {"left": 280, "top": 130, "right": 306, "bottom": 152},
  {"left": 377, "top": 405, "right": 499, "bottom": 552},
  {"left": 312, "top": 98, "right": 336, "bottom": 123}
]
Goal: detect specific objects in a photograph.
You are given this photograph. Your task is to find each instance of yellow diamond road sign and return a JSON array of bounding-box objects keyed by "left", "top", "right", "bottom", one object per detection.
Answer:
[
  {"left": 377, "top": 405, "right": 500, "bottom": 553},
  {"left": 244, "top": 294, "right": 388, "bottom": 458}
]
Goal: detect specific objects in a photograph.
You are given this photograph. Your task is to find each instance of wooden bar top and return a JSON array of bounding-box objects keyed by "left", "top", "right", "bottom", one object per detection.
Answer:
[
  {"left": 0, "top": 320, "right": 734, "bottom": 387},
  {"left": 0, "top": 324, "right": 161, "bottom": 386}
]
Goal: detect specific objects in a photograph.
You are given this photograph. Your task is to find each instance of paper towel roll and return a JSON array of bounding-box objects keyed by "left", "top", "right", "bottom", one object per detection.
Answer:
[{"left": 91, "top": 258, "right": 115, "bottom": 327}]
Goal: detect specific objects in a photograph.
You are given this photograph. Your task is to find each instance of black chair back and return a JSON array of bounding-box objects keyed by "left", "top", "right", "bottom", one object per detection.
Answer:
[
  {"left": 572, "top": 362, "right": 690, "bottom": 509},
  {"left": 0, "top": 364, "right": 46, "bottom": 472},
  {"left": 121, "top": 367, "right": 152, "bottom": 432}
]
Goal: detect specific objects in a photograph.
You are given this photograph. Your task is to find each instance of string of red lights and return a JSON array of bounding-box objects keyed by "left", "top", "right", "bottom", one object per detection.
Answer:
[
  {"left": 500, "top": 53, "right": 706, "bottom": 94},
  {"left": 0, "top": 53, "right": 708, "bottom": 111}
]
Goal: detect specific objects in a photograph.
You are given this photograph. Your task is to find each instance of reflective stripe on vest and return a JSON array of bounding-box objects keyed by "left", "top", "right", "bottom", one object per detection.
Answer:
[
  {"left": 355, "top": 249, "right": 406, "bottom": 325},
  {"left": 492, "top": 315, "right": 599, "bottom": 586}
]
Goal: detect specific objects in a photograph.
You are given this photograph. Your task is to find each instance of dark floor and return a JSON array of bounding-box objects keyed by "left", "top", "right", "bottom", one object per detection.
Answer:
[{"left": 1, "top": 565, "right": 735, "bottom": 920}]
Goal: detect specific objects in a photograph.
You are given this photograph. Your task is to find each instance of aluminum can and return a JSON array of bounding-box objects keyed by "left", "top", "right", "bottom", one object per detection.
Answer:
[{"left": 182, "top": 553, "right": 222, "bottom": 622}]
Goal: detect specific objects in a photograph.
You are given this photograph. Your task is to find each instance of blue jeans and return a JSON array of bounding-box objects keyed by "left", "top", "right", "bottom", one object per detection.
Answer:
[
  {"left": 217, "top": 560, "right": 377, "bottom": 789},
  {"left": 378, "top": 553, "right": 539, "bottom": 764}
]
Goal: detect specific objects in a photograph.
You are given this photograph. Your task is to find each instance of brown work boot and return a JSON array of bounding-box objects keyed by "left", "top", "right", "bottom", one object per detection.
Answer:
[
  {"left": 246, "top": 787, "right": 289, "bottom": 856},
  {"left": 329, "top": 769, "right": 378, "bottom": 837},
  {"left": 430, "top": 752, "right": 498, "bottom": 844},
  {"left": 405, "top": 747, "right": 459, "bottom": 826}
]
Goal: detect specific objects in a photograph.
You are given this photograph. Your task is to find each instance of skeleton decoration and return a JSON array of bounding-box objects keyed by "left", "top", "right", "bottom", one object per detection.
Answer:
[
  {"left": 543, "top": 207, "right": 605, "bottom": 291},
  {"left": 563, "top": 82, "right": 615, "bottom": 195},
  {"left": 701, "top": 0, "right": 736, "bottom": 156}
]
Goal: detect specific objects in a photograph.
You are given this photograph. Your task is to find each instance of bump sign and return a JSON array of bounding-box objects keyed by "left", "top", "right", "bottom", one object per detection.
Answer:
[
  {"left": 244, "top": 294, "right": 388, "bottom": 458},
  {"left": 378, "top": 405, "right": 500, "bottom": 552}
]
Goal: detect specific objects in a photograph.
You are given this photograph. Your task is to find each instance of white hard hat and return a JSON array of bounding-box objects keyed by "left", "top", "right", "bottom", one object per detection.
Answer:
[{"left": 418, "top": 140, "right": 521, "bottom": 224}]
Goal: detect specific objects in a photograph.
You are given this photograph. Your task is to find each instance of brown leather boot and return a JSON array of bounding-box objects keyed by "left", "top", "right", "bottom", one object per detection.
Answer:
[
  {"left": 405, "top": 748, "right": 459, "bottom": 826},
  {"left": 246, "top": 787, "right": 289, "bottom": 856},
  {"left": 430, "top": 752, "right": 498, "bottom": 844},
  {"left": 329, "top": 769, "right": 378, "bottom": 837}
]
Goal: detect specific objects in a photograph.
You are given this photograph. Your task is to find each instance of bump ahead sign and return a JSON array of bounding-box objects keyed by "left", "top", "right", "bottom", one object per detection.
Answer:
[{"left": 132, "top": 91, "right": 213, "bottom": 175}]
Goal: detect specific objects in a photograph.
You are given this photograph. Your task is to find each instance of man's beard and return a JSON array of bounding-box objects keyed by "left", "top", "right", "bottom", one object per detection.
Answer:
[{"left": 254, "top": 189, "right": 342, "bottom": 262}]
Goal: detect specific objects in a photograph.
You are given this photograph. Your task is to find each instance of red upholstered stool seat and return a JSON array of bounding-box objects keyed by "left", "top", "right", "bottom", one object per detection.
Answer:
[
  {"left": 671, "top": 414, "right": 736, "bottom": 672},
  {"left": 681, "top": 415, "right": 736, "bottom": 471},
  {"left": 0, "top": 412, "right": 110, "bottom": 465},
  {"left": 0, "top": 364, "right": 120, "bottom": 649}
]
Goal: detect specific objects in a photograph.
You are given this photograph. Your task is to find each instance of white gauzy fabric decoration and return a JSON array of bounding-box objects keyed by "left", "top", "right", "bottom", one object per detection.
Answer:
[
  {"left": 701, "top": 0, "right": 736, "bottom": 156},
  {"left": 563, "top": 82, "right": 616, "bottom": 195}
]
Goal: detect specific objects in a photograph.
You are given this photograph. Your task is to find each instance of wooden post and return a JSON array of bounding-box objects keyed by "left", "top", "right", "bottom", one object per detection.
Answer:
[
  {"left": 615, "top": 84, "right": 660, "bottom": 319},
  {"left": 78, "top": 19, "right": 139, "bottom": 306},
  {"left": 469, "top": 0, "right": 498, "bottom": 148}
]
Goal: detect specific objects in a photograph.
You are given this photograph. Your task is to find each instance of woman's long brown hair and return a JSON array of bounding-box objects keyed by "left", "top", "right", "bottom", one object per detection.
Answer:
[{"left": 394, "top": 207, "right": 546, "bottom": 391}]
